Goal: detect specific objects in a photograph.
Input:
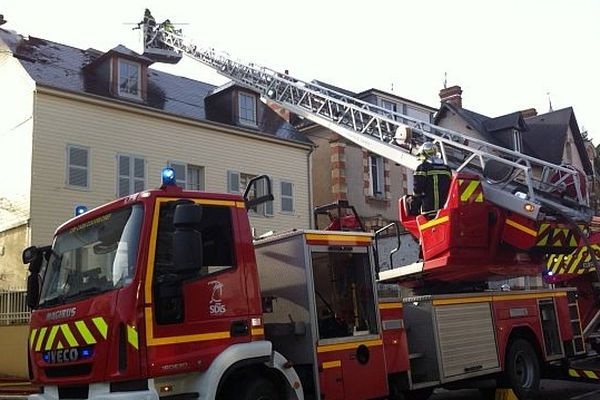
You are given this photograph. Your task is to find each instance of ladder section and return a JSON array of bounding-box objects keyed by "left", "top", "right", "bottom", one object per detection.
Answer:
[
  {"left": 566, "top": 292, "right": 586, "bottom": 357},
  {"left": 142, "top": 19, "right": 591, "bottom": 222}
]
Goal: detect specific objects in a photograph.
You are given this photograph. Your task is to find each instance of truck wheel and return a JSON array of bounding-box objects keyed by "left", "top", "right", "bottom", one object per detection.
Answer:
[
  {"left": 238, "top": 377, "right": 280, "bottom": 400},
  {"left": 504, "top": 338, "right": 540, "bottom": 399}
]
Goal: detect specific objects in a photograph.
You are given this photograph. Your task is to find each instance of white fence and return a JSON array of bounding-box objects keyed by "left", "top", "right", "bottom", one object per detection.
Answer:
[{"left": 0, "top": 290, "right": 30, "bottom": 325}]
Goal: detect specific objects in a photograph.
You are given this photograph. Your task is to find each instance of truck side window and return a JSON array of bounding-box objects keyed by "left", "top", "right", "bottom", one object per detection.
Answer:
[
  {"left": 311, "top": 251, "right": 378, "bottom": 340},
  {"left": 153, "top": 201, "right": 236, "bottom": 325},
  {"left": 154, "top": 201, "right": 236, "bottom": 278}
]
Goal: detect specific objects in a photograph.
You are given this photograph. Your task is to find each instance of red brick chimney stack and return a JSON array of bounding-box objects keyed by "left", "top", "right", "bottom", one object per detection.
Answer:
[
  {"left": 439, "top": 85, "right": 463, "bottom": 108},
  {"left": 520, "top": 108, "right": 538, "bottom": 119}
]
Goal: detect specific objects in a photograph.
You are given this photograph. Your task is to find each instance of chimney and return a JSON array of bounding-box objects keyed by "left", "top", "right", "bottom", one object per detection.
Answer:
[
  {"left": 439, "top": 85, "right": 462, "bottom": 108},
  {"left": 520, "top": 108, "right": 537, "bottom": 119}
]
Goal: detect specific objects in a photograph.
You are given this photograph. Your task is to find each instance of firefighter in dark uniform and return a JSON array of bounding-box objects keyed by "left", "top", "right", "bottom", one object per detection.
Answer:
[{"left": 412, "top": 142, "right": 452, "bottom": 217}]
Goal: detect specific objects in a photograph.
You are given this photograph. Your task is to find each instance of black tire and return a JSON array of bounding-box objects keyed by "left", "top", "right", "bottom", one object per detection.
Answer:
[
  {"left": 504, "top": 338, "right": 540, "bottom": 399},
  {"left": 237, "top": 377, "right": 280, "bottom": 400},
  {"left": 404, "top": 388, "right": 434, "bottom": 400}
]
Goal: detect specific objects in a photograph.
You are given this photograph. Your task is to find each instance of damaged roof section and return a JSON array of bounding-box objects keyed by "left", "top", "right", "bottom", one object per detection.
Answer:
[{"left": 0, "top": 28, "right": 311, "bottom": 145}]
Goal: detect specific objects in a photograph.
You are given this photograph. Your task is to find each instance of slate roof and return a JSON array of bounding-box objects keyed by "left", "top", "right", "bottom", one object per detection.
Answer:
[
  {"left": 0, "top": 28, "right": 311, "bottom": 145},
  {"left": 435, "top": 102, "right": 593, "bottom": 174}
]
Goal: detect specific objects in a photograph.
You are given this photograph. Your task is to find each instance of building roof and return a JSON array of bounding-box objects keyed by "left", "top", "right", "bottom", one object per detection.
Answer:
[
  {"left": 435, "top": 102, "right": 593, "bottom": 174},
  {"left": 0, "top": 28, "right": 311, "bottom": 145}
]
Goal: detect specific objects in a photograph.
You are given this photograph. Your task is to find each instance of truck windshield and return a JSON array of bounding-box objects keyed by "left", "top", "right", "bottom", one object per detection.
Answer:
[{"left": 39, "top": 205, "right": 143, "bottom": 307}]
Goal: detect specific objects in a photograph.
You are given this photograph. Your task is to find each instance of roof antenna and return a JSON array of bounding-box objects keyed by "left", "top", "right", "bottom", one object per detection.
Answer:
[
  {"left": 443, "top": 72, "right": 448, "bottom": 89},
  {"left": 547, "top": 92, "right": 554, "bottom": 112},
  {"left": 0, "top": 15, "right": 6, "bottom": 26},
  {"left": 390, "top": 82, "right": 394, "bottom": 92}
]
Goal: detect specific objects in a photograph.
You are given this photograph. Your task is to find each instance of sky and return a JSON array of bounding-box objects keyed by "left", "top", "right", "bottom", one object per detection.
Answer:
[{"left": 3, "top": 1, "right": 600, "bottom": 142}]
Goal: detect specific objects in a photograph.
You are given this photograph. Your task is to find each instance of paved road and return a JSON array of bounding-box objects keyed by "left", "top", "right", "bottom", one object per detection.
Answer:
[{"left": 430, "top": 379, "right": 600, "bottom": 399}]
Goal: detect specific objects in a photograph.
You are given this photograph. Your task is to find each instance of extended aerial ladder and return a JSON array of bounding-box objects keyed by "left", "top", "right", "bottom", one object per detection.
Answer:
[{"left": 139, "top": 15, "right": 598, "bottom": 288}]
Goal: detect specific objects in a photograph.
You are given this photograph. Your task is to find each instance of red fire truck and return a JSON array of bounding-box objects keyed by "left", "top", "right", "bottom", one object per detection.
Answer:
[{"left": 21, "top": 12, "right": 600, "bottom": 400}]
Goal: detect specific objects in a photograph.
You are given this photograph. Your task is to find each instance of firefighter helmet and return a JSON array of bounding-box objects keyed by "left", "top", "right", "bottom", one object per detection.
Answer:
[{"left": 418, "top": 142, "right": 437, "bottom": 158}]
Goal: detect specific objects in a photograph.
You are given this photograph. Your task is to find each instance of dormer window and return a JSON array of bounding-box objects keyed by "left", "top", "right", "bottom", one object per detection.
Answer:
[
  {"left": 118, "top": 59, "right": 141, "bottom": 99},
  {"left": 512, "top": 129, "right": 522, "bottom": 153},
  {"left": 238, "top": 92, "right": 257, "bottom": 127}
]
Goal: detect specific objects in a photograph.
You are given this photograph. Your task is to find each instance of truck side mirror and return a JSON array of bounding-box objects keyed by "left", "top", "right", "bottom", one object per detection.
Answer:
[
  {"left": 22, "top": 246, "right": 39, "bottom": 266},
  {"left": 172, "top": 203, "right": 203, "bottom": 274},
  {"left": 27, "top": 274, "right": 41, "bottom": 309}
]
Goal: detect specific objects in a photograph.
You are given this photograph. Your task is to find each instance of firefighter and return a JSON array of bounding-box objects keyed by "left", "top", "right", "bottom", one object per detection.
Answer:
[{"left": 412, "top": 142, "right": 452, "bottom": 217}]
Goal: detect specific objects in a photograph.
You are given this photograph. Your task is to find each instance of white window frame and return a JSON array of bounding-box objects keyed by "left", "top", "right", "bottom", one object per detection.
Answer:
[
  {"left": 238, "top": 92, "right": 258, "bottom": 127},
  {"left": 168, "top": 161, "right": 205, "bottom": 191},
  {"left": 66, "top": 144, "right": 90, "bottom": 190},
  {"left": 512, "top": 129, "right": 522, "bottom": 153},
  {"left": 117, "top": 58, "right": 142, "bottom": 99},
  {"left": 227, "top": 170, "right": 273, "bottom": 216},
  {"left": 369, "top": 154, "right": 385, "bottom": 198},
  {"left": 280, "top": 180, "right": 294, "bottom": 214},
  {"left": 117, "top": 153, "right": 146, "bottom": 197}
]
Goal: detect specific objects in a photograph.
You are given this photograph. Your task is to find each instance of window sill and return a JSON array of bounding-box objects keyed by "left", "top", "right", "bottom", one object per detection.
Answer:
[
  {"left": 65, "top": 185, "right": 90, "bottom": 192},
  {"left": 366, "top": 196, "right": 390, "bottom": 204}
]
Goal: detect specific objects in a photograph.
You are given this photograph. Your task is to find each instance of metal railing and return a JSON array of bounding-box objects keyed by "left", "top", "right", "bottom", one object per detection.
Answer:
[{"left": 0, "top": 290, "right": 30, "bottom": 325}]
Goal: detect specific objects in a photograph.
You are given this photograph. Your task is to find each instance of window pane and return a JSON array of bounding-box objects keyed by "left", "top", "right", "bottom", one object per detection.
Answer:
[
  {"left": 281, "top": 181, "right": 293, "bottom": 197},
  {"left": 171, "top": 163, "right": 186, "bottom": 187},
  {"left": 239, "top": 93, "right": 257, "bottom": 125},
  {"left": 282, "top": 198, "right": 293, "bottom": 212},
  {"left": 187, "top": 166, "right": 205, "bottom": 191}
]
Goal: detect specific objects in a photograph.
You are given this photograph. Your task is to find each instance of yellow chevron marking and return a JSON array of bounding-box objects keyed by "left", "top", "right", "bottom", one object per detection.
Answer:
[
  {"left": 60, "top": 324, "right": 78, "bottom": 347},
  {"left": 569, "top": 369, "right": 580, "bottom": 378},
  {"left": 127, "top": 325, "right": 139, "bottom": 350},
  {"left": 419, "top": 216, "right": 449, "bottom": 230},
  {"left": 35, "top": 327, "right": 47, "bottom": 352},
  {"left": 75, "top": 320, "right": 97, "bottom": 345},
  {"left": 475, "top": 192, "right": 484, "bottom": 202},
  {"left": 29, "top": 329, "right": 38, "bottom": 349},
  {"left": 460, "top": 180, "right": 480, "bottom": 202},
  {"left": 44, "top": 325, "right": 59, "bottom": 351},
  {"left": 584, "top": 370, "right": 598, "bottom": 379},
  {"left": 92, "top": 317, "right": 108, "bottom": 339}
]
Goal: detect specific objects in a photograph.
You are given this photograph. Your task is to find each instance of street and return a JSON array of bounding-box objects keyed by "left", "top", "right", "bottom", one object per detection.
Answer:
[{"left": 430, "top": 380, "right": 600, "bottom": 399}]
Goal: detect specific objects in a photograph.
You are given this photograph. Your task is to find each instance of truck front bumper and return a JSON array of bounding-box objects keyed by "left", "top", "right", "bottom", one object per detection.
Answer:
[{"left": 29, "top": 382, "right": 159, "bottom": 400}]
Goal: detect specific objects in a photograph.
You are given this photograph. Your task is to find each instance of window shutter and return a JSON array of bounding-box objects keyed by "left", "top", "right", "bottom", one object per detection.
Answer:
[
  {"left": 67, "top": 146, "right": 89, "bottom": 188},
  {"left": 227, "top": 171, "right": 240, "bottom": 193},
  {"left": 118, "top": 155, "right": 131, "bottom": 197},
  {"left": 133, "top": 157, "right": 145, "bottom": 192}
]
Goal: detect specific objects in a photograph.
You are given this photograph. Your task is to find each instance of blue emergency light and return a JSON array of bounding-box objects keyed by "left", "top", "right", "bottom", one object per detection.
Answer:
[
  {"left": 74, "top": 205, "right": 88, "bottom": 216},
  {"left": 161, "top": 167, "right": 176, "bottom": 186}
]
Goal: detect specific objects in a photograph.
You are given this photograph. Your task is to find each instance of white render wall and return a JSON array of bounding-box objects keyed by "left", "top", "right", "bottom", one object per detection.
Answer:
[
  {"left": 30, "top": 90, "right": 311, "bottom": 245},
  {"left": 0, "top": 52, "right": 35, "bottom": 232}
]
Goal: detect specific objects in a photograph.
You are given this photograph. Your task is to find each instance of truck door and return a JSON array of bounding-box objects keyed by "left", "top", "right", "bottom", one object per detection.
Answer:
[
  {"left": 144, "top": 198, "right": 250, "bottom": 376},
  {"left": 310, "top": 245, "right": 388, "bottom": 400}
]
